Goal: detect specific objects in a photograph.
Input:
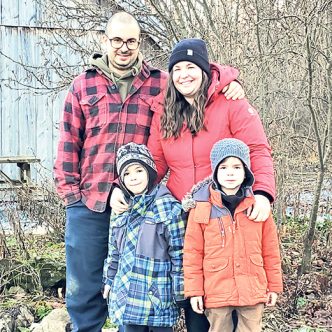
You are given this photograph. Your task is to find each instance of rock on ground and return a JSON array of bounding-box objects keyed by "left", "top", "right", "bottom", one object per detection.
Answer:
[
  {"left": 30, "top": 308, "right": 70, "bottom": 332},
  {"left": 0, "top": 305, "right": 34, "bottom": 332},
  {"left": 29, "top": 307, "right": 118, "bottom": 332}
]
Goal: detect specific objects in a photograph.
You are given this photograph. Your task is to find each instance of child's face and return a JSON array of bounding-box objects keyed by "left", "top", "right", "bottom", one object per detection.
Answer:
[
  {"left": 217, "top": 157, "right": 245, "bottom": 195},
  {"left": 122, "top": 163, "right": 149, "bottom": 195}
]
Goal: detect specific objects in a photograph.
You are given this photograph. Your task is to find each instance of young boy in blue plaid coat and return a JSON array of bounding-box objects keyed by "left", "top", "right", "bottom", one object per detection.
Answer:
[{"left": 102, "top": 142, "right": 186, "bottom": 332}]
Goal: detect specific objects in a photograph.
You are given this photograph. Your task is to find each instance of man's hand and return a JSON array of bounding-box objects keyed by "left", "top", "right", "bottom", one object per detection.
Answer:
[
  {"left": 102, "top": 284, "right": 111, "bottom": 300},
  {"left": 247, "top": 194, "right": 271, "bottom": 222},
  {"left": 190, "top": 296, "right": 204, "bottom": 314},
  {"left": 222, "top": 81, "right": 245, "bottom": 100},
  {"left": 110, "top": 187, "right": 130, "bottom": 214},
  {"left": 266, "top": 292, "right": 278, "bottom": 307}
]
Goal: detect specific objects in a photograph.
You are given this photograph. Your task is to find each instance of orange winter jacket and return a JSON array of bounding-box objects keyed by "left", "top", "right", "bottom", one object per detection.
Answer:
[{"left": 183, "top": 182, "right": 283, "bottom": 308}]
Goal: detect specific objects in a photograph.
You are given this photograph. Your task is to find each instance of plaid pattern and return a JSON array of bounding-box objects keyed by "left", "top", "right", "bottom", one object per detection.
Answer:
[
  {"left": 103, "top": 185, "right": 185, "bottom": 327},
  {"left": 54, "top": 61, "right": 168, "bottom": 212}
]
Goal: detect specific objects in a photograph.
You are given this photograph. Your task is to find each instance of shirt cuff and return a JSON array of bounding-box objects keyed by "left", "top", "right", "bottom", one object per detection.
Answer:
[{"left": 253, "top": 190, "right": 273, "bottom": 203}]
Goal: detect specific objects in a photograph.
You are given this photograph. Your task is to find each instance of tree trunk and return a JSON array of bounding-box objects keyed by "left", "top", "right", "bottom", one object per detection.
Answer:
[{"left": 299, "top": 169, "right": 325, "bottom": 275}]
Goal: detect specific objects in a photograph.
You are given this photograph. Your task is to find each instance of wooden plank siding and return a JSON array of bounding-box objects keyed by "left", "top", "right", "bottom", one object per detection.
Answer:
[
  {"left": 1, "top": 0, "right": 164, "bottom": 185},
  {"left": 0, "top": 0, "right": 89, "bottom": 183},
  {"left": 0, "top": 0, "right": 41, "bottom": 27}
]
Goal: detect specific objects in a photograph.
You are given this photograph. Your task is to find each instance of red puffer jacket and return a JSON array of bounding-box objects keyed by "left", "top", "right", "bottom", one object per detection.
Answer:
[
  {"left": 147, "top": 63, "right": 275, "bottom": 201},
  {"left": 183, "top": 183, "right": 283, "bottom": 308}
]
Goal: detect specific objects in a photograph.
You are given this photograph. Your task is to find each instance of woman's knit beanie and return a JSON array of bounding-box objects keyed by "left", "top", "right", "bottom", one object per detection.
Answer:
[{"left": 168, "top": 38, "right": 211, "bottom": 76}]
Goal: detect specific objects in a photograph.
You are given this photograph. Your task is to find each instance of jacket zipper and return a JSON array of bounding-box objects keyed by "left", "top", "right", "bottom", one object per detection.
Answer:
[{"left": 214, "top": 205, "right": 236, "bottom": 247}]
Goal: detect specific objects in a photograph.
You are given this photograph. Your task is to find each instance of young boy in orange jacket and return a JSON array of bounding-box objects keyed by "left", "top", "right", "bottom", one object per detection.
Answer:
[{"left": 183, "top": 138, "right": 283, "bottom": 332}]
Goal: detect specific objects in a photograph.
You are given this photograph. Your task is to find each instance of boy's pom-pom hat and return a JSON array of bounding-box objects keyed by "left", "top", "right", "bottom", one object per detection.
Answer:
[
  {"left": 210, "top": 138, "right": 254, "bottom": 187},
  {"left": 116, "top": 143, "right": 157, "bottom": 192},
  {"left": 168, "top": 38, "right": 211, "bottom": 76}
]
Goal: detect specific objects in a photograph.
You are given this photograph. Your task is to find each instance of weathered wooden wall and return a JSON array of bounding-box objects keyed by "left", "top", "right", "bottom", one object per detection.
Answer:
[
  {"left": 0, "top": 0, "right": 92, "bottom": 183},
  {"left": 0, "top": 0, "right": 163, "bottom": 186}
]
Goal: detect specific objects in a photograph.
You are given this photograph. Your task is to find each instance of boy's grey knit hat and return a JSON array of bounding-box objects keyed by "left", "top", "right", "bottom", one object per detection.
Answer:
[
  {"left": 116, "top": 142, "right": 157, "bottom": 193},
  {"left": 210, "top": 138, "right": 254, "bottom": 187}
]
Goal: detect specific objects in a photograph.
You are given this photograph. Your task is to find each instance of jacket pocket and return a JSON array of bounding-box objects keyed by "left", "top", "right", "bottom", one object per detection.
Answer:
[
  {"left": 136, "top": 219, "right": 168, "bottom": 259},
  {"left": 80, "top": 93, "right": 107, "bottom": 128},
  {"left": 148, "top": 283, "right": 162, "bottom": 314},
  {"left": 148, "top": 280, "right": 173, "bottom": 313},
  {"left": 249, "top": 254, "right": 267, "bottom": 291},
  {"left": 204, "top": 257, "right": 229, "bottom": 272},
  {"left": 203, "top": 257, "right": 232, "bottom": 296},
  {"left": 203, "top": 257, "right": 231, "bottom": 283},
  {"left": 136, "top": 95, "right": 153, "bottom": 128},
  {"left": 250, "top": 254, "right": 264, "bottom": 267}
]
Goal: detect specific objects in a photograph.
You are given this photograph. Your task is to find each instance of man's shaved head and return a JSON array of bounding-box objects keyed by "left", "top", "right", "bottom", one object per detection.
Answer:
[{"left": 106, "top": 11, "right": 141, "bottom": 36}]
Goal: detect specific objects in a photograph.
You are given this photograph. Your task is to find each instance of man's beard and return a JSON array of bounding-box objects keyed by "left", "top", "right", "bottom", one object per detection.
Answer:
[{"left": 114, "top": 52, "right": 135, "bottom": 69}]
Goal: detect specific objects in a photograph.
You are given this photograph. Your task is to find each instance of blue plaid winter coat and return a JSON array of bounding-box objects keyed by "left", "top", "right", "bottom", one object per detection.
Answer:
[{"left": 103, "top": 184, "right": 185, "bottom": 327}]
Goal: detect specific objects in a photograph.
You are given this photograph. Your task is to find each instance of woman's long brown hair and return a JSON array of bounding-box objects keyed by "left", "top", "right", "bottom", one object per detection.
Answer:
[{"left": 161, "top": 70, "right": 211, "bottom": 139}]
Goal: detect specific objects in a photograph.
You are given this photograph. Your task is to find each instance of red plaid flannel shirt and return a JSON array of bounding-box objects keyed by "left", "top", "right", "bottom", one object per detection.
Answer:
[{"left": 54, "top": 61, "right": 168, "bottom": 212}]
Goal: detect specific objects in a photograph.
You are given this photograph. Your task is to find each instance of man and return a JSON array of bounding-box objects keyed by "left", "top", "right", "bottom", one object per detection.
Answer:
[{"left": 54, "top": 11, "right": 243, "bottom": 332}]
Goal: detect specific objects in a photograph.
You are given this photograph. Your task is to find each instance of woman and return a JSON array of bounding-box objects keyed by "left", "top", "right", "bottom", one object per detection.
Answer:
[
  {"left": 147, "top": 38, "right": 274, "bottom": 208},
  {"left": 112, "top": 38, "right": 274, "bottom": 332}
]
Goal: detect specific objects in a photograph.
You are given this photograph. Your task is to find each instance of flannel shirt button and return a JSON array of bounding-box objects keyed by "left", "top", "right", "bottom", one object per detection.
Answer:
[
  {"left": 236, "top": 263, "right": 240, "bottom": 267},
  {"left": 111, "top": 85, "right": 116, "bottom": 90},
  {"left": 148, "top": 291, "right": 153, "bottom": 295},
  {"left": 118, "top": 125, "right": 122, "bottom": 131}
]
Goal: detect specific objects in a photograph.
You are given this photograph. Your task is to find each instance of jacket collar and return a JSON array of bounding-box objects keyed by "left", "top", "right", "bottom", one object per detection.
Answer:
[
  {"left": 209, "top": 185, "right": 255, "bottom": 213},
  {"left": 129, "top": 185, "right": 158, "bottom": 216}
]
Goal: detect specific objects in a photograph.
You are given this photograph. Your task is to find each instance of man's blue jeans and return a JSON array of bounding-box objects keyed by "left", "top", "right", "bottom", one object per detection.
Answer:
[{"left": 65, "top": 200, "right": 110, "bottom": 332}]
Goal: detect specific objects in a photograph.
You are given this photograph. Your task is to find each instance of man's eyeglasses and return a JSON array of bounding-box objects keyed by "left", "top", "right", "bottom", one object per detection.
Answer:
[{"left": 108, "top": 37, "right": 140, "bottom": 50}]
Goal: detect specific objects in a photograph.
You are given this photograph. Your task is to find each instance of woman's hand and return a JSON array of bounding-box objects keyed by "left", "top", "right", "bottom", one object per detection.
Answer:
[
  {"left": 247, "top": 194, "right": 271, "bottom": 222},
  {"left": 110, "top": 187, "right": 130, "bottom": 214},
  {"left": 222, "top": 81, "right": 245, "bottom": 100},
  {"left": 190, "top": 296, "right": 204, "bottom": 314}
]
